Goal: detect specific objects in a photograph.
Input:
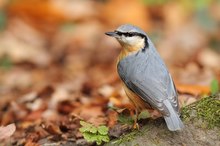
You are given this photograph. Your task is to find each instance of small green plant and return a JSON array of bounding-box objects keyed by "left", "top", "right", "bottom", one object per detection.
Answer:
[
  {"left": 210, "top": 78, "right": 219, "bottom": 94},
  {"left": 79, "top": 121, "right": 110, "bottom": 145},
  {"left": 137, "top": 110, "right": 150, "bottom": 120},
  {"left": 118, "top": 113, "right": 134, "bottom": 125},
  {"left": 118, "top": 109, "right": 150, "bottom": 123}
]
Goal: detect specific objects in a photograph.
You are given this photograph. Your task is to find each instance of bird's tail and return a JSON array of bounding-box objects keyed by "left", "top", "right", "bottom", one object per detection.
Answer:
[{"left": 163, "top": 99, "right": 184, "bottom": 131}]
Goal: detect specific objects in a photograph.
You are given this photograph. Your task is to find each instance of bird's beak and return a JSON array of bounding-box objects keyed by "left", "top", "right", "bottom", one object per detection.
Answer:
[{"left": 105, "top": 32, "right": 118, "bottom": 37}]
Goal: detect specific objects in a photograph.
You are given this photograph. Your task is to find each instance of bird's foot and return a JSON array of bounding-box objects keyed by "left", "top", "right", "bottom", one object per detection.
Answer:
[
  {"left": 133, "top": 109, "right": 140, "bottom": 130},
  {"left": 133, "top": 122, "right": 140, "bottom": 130}
]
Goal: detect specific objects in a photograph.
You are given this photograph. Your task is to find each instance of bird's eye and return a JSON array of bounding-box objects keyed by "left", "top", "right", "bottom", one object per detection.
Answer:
[
  {"left": 115, "top": 31, "right": 123, "bottom": 36},
  {"left": 123, "top": 33, "right": 134, "bottom": 37},
  {"left": 127, "top": 33, "right": 133, "bottom": 37}
]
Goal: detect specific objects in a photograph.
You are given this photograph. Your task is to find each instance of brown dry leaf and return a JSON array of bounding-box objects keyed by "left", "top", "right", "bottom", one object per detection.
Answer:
[
  {"left": 41, "top": 122, "right": 62, "bottom": 135},
  {"left": 25, "top": 141, "right": 40, "bottom": 146},
  {"left": 149, "top": 109, "right": 162, "bottom": 119},
  {"left": 0, "top": 123, "right": 16, "bottom": 140},
  {"left": 25, "top": 131, "right": 42, "bottom": 144},
  {"left": 73, "top": 105, "right": 106, "bottom": 126},
  {"left": 10, "top": 101, "right": 28, "bottom": 121},
  {"left": 57, "top": 100, "right": 75, "bottom": 114},
  {"left": 2, "top": 68, "right": 33, "bottom": 90},
  {"left": 107, "top": 110, "right": 118, "bottom": 127},
  {"left": 88, "top": 117, "right": 107, "bottom": 127},
  {"left": 176, "top": 84, "right": 210, "bottom": 96},
  {"left": 109, "top": 96, "right": 135, "bottom": 110},
  {"left": 179, "top": 94, "right": 197, "bottom": 107},
  {"left": 197, "top": 49, "right": 220, "bottom": 71},
  {"left": 79, "top": 105, "right": 104, "bottom": 119},
  {"left": 98, "top": 85, "right": 115, "bottom": 98},
  {"left": 109, "top": 96, "right": 122, "bottom": 107},
  {"left": 41, "top": 109, "right": 59, "bottom": 121},
  {"left": 24, "top": 110, "right": 44, "bottom": 121}
]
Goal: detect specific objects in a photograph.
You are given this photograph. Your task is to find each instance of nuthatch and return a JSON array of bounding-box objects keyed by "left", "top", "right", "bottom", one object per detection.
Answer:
[{"left": 105, "top": 24, "right": 184, "bottom": 131}]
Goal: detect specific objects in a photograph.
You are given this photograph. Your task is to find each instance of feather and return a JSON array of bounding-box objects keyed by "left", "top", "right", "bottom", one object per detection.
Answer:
[{"left": 163, "top": 99, "right": 184, "bottom": 131}]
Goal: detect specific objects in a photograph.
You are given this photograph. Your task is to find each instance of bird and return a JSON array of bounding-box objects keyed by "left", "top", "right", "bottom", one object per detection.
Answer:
[{"left": 105, "top": 24, "right": 184, "bottom": 131}]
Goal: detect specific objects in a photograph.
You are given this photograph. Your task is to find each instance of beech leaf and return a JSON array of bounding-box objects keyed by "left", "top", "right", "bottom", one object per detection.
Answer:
[{"left": 0, "top": 123, "right": 16, "bottom": 140}]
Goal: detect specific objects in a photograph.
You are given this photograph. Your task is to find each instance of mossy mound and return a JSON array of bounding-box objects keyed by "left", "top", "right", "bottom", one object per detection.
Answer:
[
  {"left": 181, "top": 93, "right": 220, "bottom": 128},
  {"left": 106, "top": 94, "right": 220, "bottom": 146}
]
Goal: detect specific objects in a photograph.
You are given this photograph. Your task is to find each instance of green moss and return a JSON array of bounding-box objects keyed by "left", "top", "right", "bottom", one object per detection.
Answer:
[
  {"left": 111, "top": 129, "right": 142, "bottom": 145},
  {"left": 109, "top": 125, "right": 152, "bottom": 145},
  {"left": 181, "top": 94, "right": 220, "bottom": 128}
]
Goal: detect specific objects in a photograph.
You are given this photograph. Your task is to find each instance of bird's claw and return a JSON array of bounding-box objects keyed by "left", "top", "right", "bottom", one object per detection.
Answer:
[{"left": 133, "top": 122, "right": 140, "bottom": 130}]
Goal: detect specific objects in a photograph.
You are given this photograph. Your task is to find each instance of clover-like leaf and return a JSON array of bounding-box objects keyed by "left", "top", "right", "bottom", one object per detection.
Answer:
[
  {"left": 97, "top": 125, "right": 108, "bottom": 135},
  {"left": 82, "top": 132, "right": 94, "bottom": 143},
  {"left": 79, "top": 120, "right": 110, "bottom": 145},
  {"left": 79, "top": 121, "right": 97, "bottom": 133},
  {"left": 89, "top": 126, "right": 97, "bottom": 134},
  {"left": 99, "top": 135, "right": 110, "bottom": 142},
  {"left": 96, "top": 139, "right": 102, "bottom": 145},
  {"left": 138, "top": 110, "right": 150, "bottom": 120},
  {"left": 80, "top": 121, "right": 92, "bottom": 128},
  {"left": 79, "top": 126, "right": 88, "bottom": 133}
]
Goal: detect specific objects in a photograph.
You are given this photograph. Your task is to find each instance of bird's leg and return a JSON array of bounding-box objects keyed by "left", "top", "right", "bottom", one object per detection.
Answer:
[{"left": 133, "top": 108, "right": 139, "bottom": 129}]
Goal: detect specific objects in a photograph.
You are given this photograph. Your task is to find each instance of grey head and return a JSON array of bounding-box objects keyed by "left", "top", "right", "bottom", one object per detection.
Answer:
[
  {"left": 116, "top": 24, "right": 147, "bottom": 35},
  {"left": 105, "top": 24, "right": 149, "bottom": 49}
]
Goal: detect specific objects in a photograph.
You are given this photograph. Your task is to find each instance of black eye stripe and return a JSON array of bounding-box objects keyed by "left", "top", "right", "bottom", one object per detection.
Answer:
[
  {"left": 115, "top": 31, "right": 122, "bottom": 36},
  {"left": 115, "top": 31, "right": 145, "bottom": 38}
]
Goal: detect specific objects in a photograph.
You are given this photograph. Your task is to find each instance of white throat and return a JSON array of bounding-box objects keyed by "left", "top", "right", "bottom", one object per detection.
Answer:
[{"left": 119, "top": 36, "right": 145, "bottom": 51}]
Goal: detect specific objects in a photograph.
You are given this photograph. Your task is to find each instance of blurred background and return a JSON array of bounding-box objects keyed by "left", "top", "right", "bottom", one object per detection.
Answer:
[{"left": 0, "top": 0, "right": 219, "bottom": 144}]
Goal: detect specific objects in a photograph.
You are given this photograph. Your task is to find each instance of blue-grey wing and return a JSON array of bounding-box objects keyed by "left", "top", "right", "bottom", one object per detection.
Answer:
[{"left": 118, "top": 50, "right": 179, "bottom": 115}]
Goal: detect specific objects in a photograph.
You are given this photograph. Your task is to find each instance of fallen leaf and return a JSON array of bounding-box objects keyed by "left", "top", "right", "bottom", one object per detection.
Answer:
[
  {"left": 25, "top": 140, "right": 40, "bottom": 146},
  {"left": 0, "top": 123, "right": 16, "bottom": 140},
  {"left": 197, "top": 49, "right": 220, "bottom": 71},
  {"left": 41, "top": 121, "right": 62, "bottom": 135},
  {"left": 98, "top": 85, "right": 114, "bottom": 98},
  {"left": 24, "top": 110, "right": 44, "bottom": 121},
  {"left": 176, "top": 83, "right": 210, "bottom": 96},
  {"left": 73, "top": 105, "right": 106, "bottom": 126},
  {"left": 109, "top": 124, "right": 131, "bottom": 138},
  {"left": 107, "top": 110, "right": 118, "bottom": 127}
]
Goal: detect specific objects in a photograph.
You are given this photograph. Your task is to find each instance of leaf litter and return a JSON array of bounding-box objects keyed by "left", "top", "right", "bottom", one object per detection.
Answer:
[{"left": 0, "top": 0, "right": 219, "bottom": 145}]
